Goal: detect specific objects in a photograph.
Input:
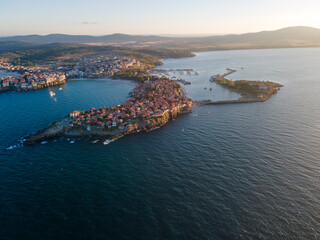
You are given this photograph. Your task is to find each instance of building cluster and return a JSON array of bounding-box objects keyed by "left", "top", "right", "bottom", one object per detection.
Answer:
[
  {"left": 0, "top": 56, "right": 143, "bottom": 91},
  {"left": 0, "top": 59, "right": 28, "bottom": 72},
  {"left": 0, "top": 60, "right": 66, "bottom": 90},
  {"left": 66, "top": 57, "right": 142, "bottom": 78},
  {"left": 70, "top": 79, "right": 192, "bottom": 129}
]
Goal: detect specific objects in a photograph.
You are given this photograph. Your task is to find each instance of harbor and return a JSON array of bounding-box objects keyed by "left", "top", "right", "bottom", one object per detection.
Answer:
[
  {"left": 149, "top": 68, "right": 196, "bottom": 85},
  {"left": 150, "top": 68, "right": 199, "bottom": 76}
]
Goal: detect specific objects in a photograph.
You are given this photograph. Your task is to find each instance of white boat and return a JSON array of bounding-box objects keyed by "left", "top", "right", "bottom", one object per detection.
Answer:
[
  {"left": 70, "top": 140, "right": 75, "bottom": 144},
  {"left": 49, "top": 91, "right": 55, "bottom": 97},
  {"left": 92, "top": 140, "right": 99, "bottom": 143},
  {"left": 103, "top": 139, "right": 111, "bottom": 145},
  {"left": 59, "top": 88, "right": 63, "bottom": 90},
  {"left": 41, "top": 141, "right": 48, "bottom": 144}
]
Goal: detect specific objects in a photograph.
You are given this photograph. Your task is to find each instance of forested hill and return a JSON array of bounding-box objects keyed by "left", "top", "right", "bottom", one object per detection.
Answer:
[{"left": 1, "top": 26, "right": 320, "bottom": 50}]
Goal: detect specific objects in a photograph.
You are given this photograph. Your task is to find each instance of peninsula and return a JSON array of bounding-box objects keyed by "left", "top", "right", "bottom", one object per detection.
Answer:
[
  {"left": 23, "top": 79, "right": 192, "bottom": 145},
  {"left": 196, "top": 70, "right": 283, "bottom": 106}
]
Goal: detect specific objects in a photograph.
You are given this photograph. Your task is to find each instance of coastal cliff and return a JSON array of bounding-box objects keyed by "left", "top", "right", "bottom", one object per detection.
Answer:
[{"left": 24, "top": 107, "right": 190, "bottom": 145}]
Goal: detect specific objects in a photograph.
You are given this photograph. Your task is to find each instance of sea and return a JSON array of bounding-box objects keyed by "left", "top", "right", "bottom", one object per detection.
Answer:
[{"left": 0, "top": 48, "right": 319, "bottom": 239}]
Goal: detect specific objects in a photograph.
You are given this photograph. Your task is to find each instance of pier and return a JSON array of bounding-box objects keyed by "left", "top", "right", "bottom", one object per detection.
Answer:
[
  {"left": 210, "top": 68, "right": 237, "bottom": 81},
  {"left": 175, "top": 78, "right": 191, "bottom": 85}
]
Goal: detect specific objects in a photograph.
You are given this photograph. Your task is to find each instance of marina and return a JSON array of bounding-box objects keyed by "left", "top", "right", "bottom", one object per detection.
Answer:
[
  {"left": 150, "top": 68, "right": 199, "bottom": 76},
  {"left": 150, "top": 68, "right": 195, "bottom": 85}
]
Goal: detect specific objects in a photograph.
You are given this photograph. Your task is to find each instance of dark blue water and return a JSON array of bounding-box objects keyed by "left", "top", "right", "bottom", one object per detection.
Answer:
[{"left": 1, "top": 49, "right": 320, "bottom": 239}]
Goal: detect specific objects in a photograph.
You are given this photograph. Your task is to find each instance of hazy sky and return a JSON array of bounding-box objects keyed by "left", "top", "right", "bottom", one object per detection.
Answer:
[{"left": 1, "top": 0, "right": 320, "bottom": 36}]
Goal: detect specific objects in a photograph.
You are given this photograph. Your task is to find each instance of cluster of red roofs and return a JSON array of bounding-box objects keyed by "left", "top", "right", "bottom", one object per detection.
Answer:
[{"left": 70, "top": 79, "right": 192, "bottom": 129}]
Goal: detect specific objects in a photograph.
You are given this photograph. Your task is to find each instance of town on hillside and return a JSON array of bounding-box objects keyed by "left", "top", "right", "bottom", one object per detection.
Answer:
[{"left": 0, "top": 56, "right": 143, "bottom": 92}]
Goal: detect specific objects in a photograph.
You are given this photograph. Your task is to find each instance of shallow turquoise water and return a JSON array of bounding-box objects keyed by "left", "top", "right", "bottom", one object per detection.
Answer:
[{"left": 1, "top": 49, "right": 320, "bottom": 239}]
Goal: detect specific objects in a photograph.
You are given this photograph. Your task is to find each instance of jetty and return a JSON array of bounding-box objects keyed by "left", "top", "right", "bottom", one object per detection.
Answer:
[
  {"left": 194, "top": 98, "right": 266, "bottom": 106},
  {"left": 175, "top": 78, "right": 191, "bottom": 85},
  {"left": 210, "top": 68, "right": 237, "bottom": 81}
]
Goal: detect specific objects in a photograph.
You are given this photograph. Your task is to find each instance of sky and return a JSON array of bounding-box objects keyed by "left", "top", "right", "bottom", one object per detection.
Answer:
[{"left": 1, "top": 0, "right": 320, "bottom": 36}]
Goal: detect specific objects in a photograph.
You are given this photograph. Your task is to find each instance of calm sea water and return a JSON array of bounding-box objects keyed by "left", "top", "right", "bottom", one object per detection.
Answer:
[{"left": 1, "top": 49, "right": 320, "bottom": 239}]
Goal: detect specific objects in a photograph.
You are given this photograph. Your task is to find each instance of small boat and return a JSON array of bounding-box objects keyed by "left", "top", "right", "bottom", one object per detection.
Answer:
[
  {"left": 49, "top": 91, "right": 55, "bottom": 97},
  {"left": 204, "top": 87, "right": 207, "bottom": 90},
  {"left": 209, "top": 88, "right": 212, "bottom": 91},
  {"left": 59, "top": 88, "right": 63, "bottom": 90},
  {"left": 41, "top": 141, "right": 48, "bottom": 144},
  {"left": 92, "top": 140, "right": 99, "bottom": 144},
  {"left": 70, "top": 140, "right": 75, "bottom": 144},
  {"left": 103, "top": 140, "right": 111, "bottom": 145},
  {"left": 6, "top": 146, "right": 14, "bottom": 150}
]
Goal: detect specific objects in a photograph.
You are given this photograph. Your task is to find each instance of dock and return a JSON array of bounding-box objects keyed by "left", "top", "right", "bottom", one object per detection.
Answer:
[
  {"left": 210, "top": 68, "right": 237, "bottom": 81},
  {"left": 175, "top": 78, "right": 191, "bottom": 85}
]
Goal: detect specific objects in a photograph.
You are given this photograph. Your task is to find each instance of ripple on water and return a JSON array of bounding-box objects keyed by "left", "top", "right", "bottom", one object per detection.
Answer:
[{"left": 1, "top": 49, "right": 320, "bottom": 239}]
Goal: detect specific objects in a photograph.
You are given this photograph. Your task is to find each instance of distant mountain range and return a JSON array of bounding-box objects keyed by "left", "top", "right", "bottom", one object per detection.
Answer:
[
  {"left": 1, "top": 26, "right": 320, "bottom": 51},
  {"left": 0, "top": 33, "right": 169, "bottom": 45}
]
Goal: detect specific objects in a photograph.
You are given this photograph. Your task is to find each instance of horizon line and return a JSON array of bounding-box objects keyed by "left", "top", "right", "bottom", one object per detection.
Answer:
[{"left": 0, "top": 25, "right": 317, "bottom": 38}]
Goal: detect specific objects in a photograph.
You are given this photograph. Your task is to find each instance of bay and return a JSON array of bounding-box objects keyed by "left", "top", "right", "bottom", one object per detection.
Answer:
[{"left": 0, "top": 48, "right": 319, "bottom": 239}]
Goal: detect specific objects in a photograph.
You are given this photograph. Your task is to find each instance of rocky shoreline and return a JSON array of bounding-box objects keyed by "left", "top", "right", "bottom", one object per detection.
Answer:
[{"left": 23, "top": 107, "right": 190, "bottom": 145}]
